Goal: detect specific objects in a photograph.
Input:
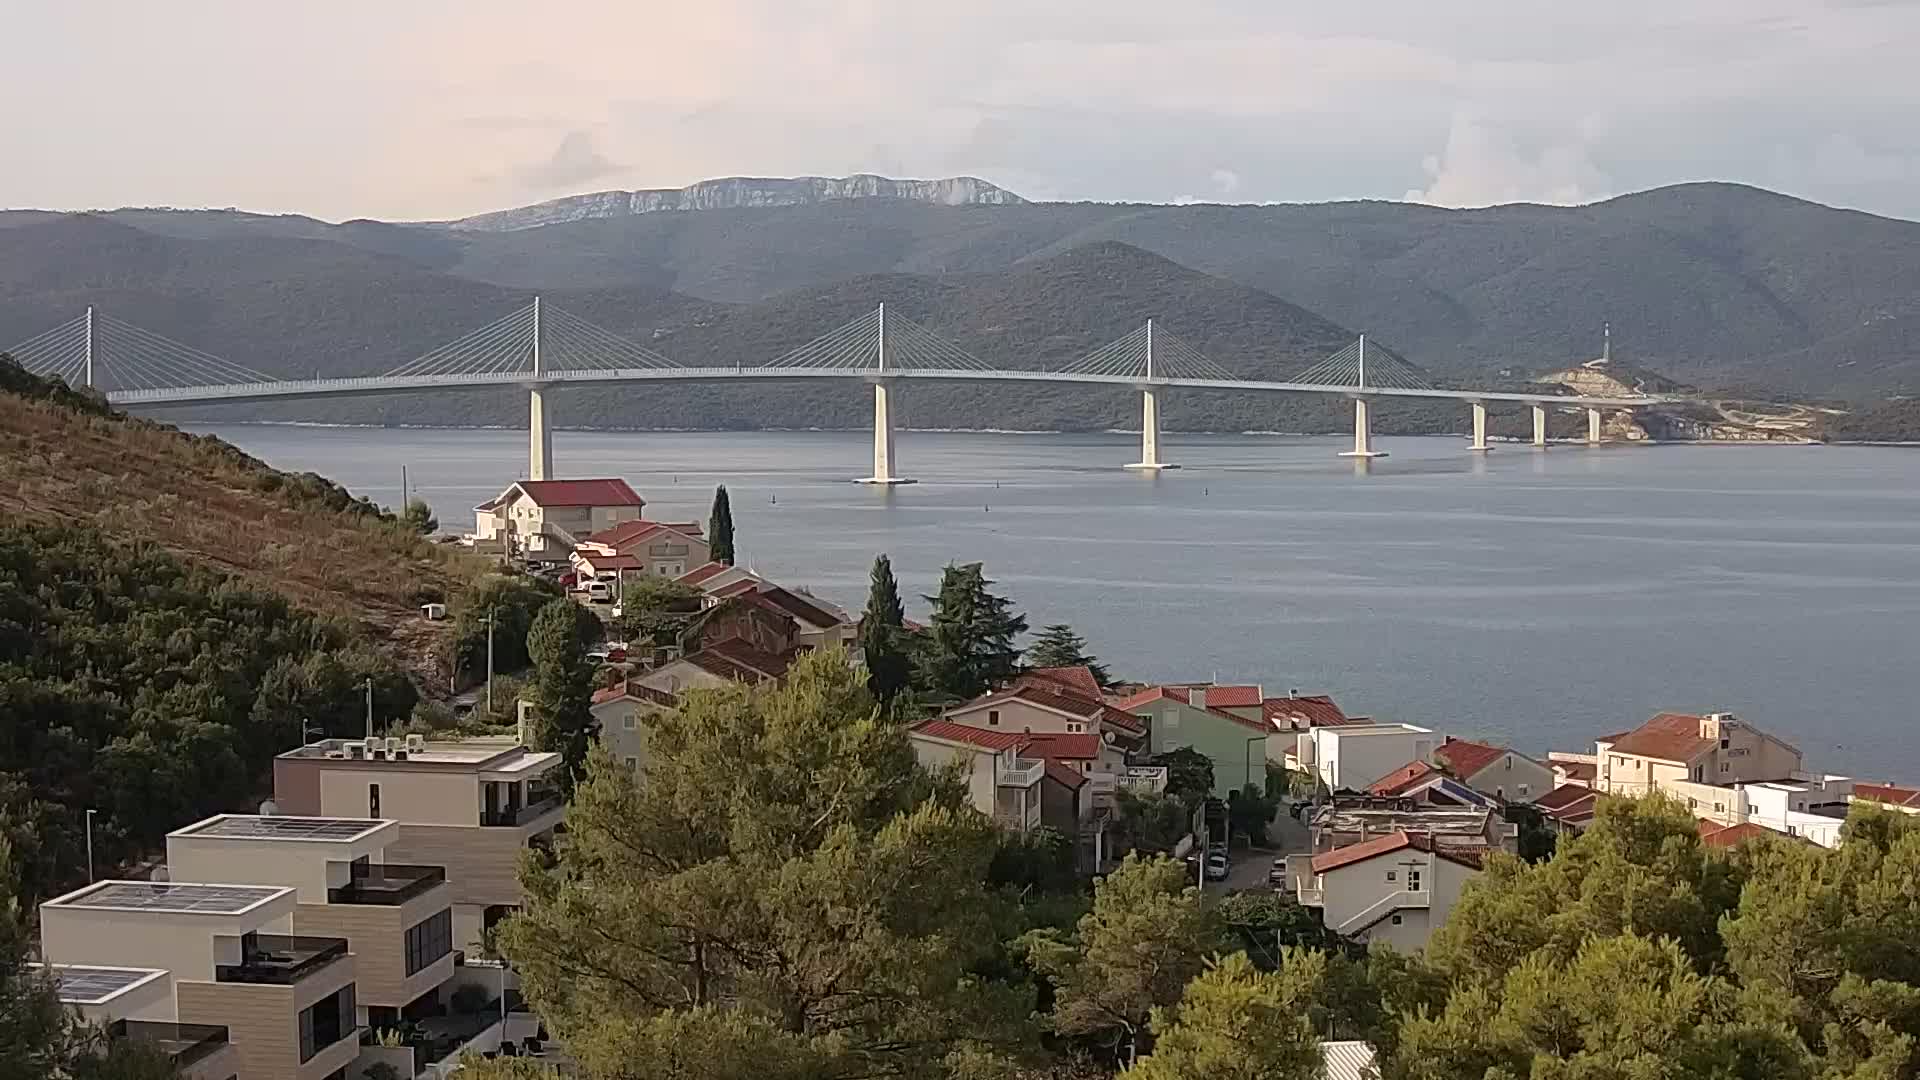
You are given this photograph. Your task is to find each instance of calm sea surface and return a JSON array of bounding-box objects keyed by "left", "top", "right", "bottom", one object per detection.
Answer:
[{"left": 190, "top": 424, "right": 1920, "bottom": 781}]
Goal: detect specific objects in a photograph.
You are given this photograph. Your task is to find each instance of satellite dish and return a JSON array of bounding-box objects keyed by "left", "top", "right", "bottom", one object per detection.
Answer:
[
  {"left": 150, "top": 867, "right": 169, "bottom": 882},
  {"left": 259, "top": 800, "right": 280, "bottom": 817}
]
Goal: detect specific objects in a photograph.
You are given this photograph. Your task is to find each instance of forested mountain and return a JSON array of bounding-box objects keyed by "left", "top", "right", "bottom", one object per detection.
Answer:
[{"left": 3, "top": 179, "right": 1916, "bottom": 428}]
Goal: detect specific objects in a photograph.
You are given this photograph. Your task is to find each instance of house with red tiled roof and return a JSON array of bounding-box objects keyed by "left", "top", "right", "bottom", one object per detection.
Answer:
[
  {"left": 1118, "top": 685, "right": 1276, "bottom": 800},
  {"left": 908, "top": 720, "right": 1045, "bottom": 834},
  {"left": 1698, "top": 820, "right": 1805, "bottom": 849},
  {"left": 1595, "top": 712, "right": 1804, "bottom": 813},
  {"left": 1532, "top": 784, "right": 1600, "bottom": 835},
  {"left": 1549, "top": 755, "right": 1598, "bottom": 789},
  {"left": 472, "top": 478, "right": 646, "bottom": 562},
  {"left": 1285, "top": 831, "right": 1484, "bottom": 952},
  {"left": 1433, "top": 738, "right": 1555, "bottom": 803},
  {"left": 679, "top": 590, "right": 800, "bottom": 658},
  {"left": 942, "top": 687, "right": 1137, "bottom": 787},
  {"left": 574, "top": 519, "right": 710, "bottom": 579},
  {"left": 755, "top": 586, "right": 855, "bottom": 651},
  {"left": 1853, "top": 782, "right": 1920, "bottom": 814},
  {"left": 1368, "top": 761, "right": 1441, "bottom": 798},
  {"left": 590, "top": 679, "right": 680, "bottom": 771},
  {"left": 1017, "top": 665, "right": 1104, "bottom": 701},
  {"left": 1262, "top": 694, "right": 1355, "bottom": 732},
  {"left": 636, "top": 638, "right": 790, "bottom": 696}
]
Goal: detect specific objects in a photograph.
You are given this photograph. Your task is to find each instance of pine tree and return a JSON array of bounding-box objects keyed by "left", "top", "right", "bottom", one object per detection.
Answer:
[
  {"left": 1124, "top": 952, "right": 1326, "bottom": 1080},
  {"left": 526, "top": 598, "right": 601, "bottom": 792},
  {"left": 708, "top": 485, "right": 735, "bottom": 566},
  {"left": 859, "top": 554, "right": 912, "bottom": 705},
  {"left": 916, "top": 562, "right": 1028, "bottom": 701},
  {"left": 1026, "top": 623, "right": 1113, "bottom": 687}
]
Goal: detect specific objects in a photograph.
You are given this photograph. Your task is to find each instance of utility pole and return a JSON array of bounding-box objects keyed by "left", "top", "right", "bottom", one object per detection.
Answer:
[
  {"left": 401, "top": 464, "right": 409, "bottom": 511},
  {"left": 363, "top": 677, "right": 374, "bottom": 740}
]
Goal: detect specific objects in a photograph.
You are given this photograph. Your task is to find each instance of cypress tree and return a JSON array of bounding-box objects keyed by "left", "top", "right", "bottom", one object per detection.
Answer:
[
  {"left": 860, "top": 554, "right": 912, "bottom": 705},
  {"left": 916, "top": 562, "right": 1028, "bottom": 701},
  {"left": 709, "top": 485, "right": 736, "bottom": 565}
]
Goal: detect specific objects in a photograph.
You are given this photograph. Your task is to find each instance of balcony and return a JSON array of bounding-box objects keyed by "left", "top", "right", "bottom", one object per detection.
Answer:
[
  {"left": 1119, "top": 766, "right": 1169, "bottom": 794},
  {"left": 328, "top": 863, "right": 446, "bottom": 906},
  {"left": 109, "top": 1020, "right": 230, "bottom": 1069},
  {"left": 481, "top": 796, "right": 562, "bottom": 828},
  {"left": 997, "top": 757, "right": 1046, "bottom": 788},
  {"left": 215, "top": 935, "right": 349, "bottom": 985}
]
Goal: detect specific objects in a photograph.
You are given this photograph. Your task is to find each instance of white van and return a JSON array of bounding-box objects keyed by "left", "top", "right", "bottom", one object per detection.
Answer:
[{"left": 586, "top": 580, "right": 614, "bottom": 603}]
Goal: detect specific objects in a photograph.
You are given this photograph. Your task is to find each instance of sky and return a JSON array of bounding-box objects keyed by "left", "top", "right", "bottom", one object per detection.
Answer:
[{"left": 6, "top": 1, "right": 1920, "bottom": 222}]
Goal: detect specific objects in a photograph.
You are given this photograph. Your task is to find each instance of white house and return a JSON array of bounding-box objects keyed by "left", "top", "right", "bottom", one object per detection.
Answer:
[
  {"left": 1734, "top": 776, "right": 1854, "bottom": 849},
  {"left": 908, "top": 720, "right": 1044, "bottom": 834},
  {"left": 574, "top": 519, "right": 710, "bottom": 579},
  {"left": 472, "top": 478, "right": 646, "bottom": 561},
  {"left": 1295, "top": 723, "right": 1439, "bottom": 793},
  {"left": 1289, "top": 830, "right": 1482, "bottom": 952},
  {"left": 590, "top": 679, "right": 680, "bottom": 771},
  {"left": 1433, "top": 737, "right": 1557, "bottom": 803}
]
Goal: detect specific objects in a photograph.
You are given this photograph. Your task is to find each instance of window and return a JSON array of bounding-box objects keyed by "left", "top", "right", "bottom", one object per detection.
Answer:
[
  {"left": 405, "top": 908, "right": 453, "bottom": 976},
  {"left": 1720, "top": 738, "right": 1730, "bottom": 749},
  {"left": 1689, "top": 798, "right": 1698, "bottom": 809},
  {"left": 298, "top": 984, "right": 356, "bottom": 1062},
  {"left": 1407, "top": 869, "right": 1422, "bottom": 892},
  {"left": 1066, "top": 722, "right": 1084, "bottom": 733},
  {"left": 1504, "top": 758, "right": 1512, "bottom": 770},
  {"left": 987, "top": 710, "right": 1000, "bottom": 727},
  {"left": 368, "top": 783, "right": 380, "bottom": 818},
  {"left": 623, "top": 714, "right": 636, "bottom": 730},
  {"left": 1518, "top": 784, "right": 1530, "bottom": 795},
  {"left": 1390, "top": 915, "right": 1403, "bottom": 925},
  {"left": 1385, "top": 871, "right": 1396, "bottom": 882},
  {"left": 1721, "top": 762, "right": 1730, "bottom": 773},
  {"left": 625, "top": 756, "right": 638, "bottom": 768}
]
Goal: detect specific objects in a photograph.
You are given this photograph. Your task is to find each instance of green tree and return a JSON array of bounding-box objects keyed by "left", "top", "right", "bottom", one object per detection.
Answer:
[
  {"left": 1025, "top": 624, "right": 1112, "bottom": 687},
  {"left": 916, "top": 562, "right": 1028, "bottom": 701},
  {"left": 612, "top": 576, "right": 703, "bottom": 647},
  {"left": 1124, "top": 951, "right": 1325, "bottom": 1080},
  {"left": 1114, "top": 789, "right": 1195, "bottom": 856},
  {"left": 451, "top": 573, "right": 559, "bottom": 681},
  {"left": 1227, "top": 784, "right": 1277, "bottom": 849},
  {"left": 0, "top": 836, "right": 72, "bottom": 1078},
  {"left": 1024, "top": 854, "right": 1216, "bottom": 1063},
  {"left": 401, "top": 497, "right": 438, "bottom": 535},
  {"left": 525, "top": 599, "right": 600, "bottom": 790},
  {"left": 494, "top": 651, "right": 1034, "bottom": 1078},
  {"left": 1150, "top": 748, "right": 1216, "bottom": 808},
  {"left": 860, "top": 554, "right": 913, "bottom": 705},
  {"left": 708, "top": 485, "right": 735, "bottom": 565}
]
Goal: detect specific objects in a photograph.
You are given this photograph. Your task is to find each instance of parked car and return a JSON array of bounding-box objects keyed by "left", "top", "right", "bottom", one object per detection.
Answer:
[
  {"left": 1204, "top": 852, "right": 1229, "bottom": 881},
  {"left": 586, "top": 580, "right": 613, "bottom": 603}
]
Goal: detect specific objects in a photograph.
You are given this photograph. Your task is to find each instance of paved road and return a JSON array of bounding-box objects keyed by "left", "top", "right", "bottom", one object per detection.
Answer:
[{"left": 1208, "top": 803, "right": 1311, "bottom": 893}]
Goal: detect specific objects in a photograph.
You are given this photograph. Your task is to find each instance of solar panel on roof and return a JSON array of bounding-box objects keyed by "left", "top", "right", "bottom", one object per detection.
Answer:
[
  {"left": 192, "top": 816, "right": 380, "bottom": 841},
  {"left": 50, "top": 967, "right": 160, "bottom": 1004},
  {"left": 66, "top": 882, "right": 282, "bottom": 914}
]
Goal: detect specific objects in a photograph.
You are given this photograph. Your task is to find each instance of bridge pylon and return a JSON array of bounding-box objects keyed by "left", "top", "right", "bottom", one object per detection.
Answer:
[
  {"left": 854, "top": 305, "right": 915, "bottom": 485},
  {"left": 1124, "top": 321, "right": 1179, "bottom": 472},
  {"left": 1468, "top": 401, "right": 1491, "bottom": 452},
  {"left": 1532, "top": 404, "right": 1549, "bottom": 448}
]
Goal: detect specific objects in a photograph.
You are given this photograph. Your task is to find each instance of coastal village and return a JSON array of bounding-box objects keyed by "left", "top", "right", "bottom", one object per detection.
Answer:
[{"left": 18, "top": 467, "right": 1920, "bottom": 1080}]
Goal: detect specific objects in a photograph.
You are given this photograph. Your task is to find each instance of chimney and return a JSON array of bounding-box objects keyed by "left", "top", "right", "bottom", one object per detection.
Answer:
[{"left": 1191, "top": 687, "right": 1206, "bottom": 709}]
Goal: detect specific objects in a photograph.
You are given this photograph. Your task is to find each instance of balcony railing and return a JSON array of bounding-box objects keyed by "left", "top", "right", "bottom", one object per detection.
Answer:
[
  {"left": 481, "top": 796, "right": 563, "bottom": 827},
  {"left": 1119, "top": 766, "right": 1170, "bottom": 793},
  {"left": 328, "top": 863, "right": 447, "bottom": 906},
  {"left": 215, "top": 935, "right": 349, "bottom": 985},
  {"left": 110, "top": 1020, "right": 230, "bottom": 1068},
  {"left": 997, "top": 757, "right": 1046, "bottom": 788}
]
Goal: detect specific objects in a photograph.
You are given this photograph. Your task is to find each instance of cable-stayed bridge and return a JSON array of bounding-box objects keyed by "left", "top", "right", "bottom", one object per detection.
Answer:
[{"left": 6, "top": 300, "right": 1660, "bottom": 483}]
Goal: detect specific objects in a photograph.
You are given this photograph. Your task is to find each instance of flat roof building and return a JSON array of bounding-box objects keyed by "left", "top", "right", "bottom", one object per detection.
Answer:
[{"left": 39, "top": 964, "right": 240, "bottom": 1080}]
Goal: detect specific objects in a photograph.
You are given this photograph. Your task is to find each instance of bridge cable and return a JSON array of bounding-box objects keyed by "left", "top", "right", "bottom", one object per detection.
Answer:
[
  {"left": 758, "top": 309, "right": 882, "bottom": 370},
  {"left": 538, "top": 305, "right": 684, "bottom": 373},
  {"left": 384, "top": 305, "right": 536, "bottom": 378}
]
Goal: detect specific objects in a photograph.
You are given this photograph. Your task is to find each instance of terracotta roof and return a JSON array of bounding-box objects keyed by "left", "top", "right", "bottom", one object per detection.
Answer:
[
  {"left": 1854, "top": 782, "right": 1920, "bottom": 809},
  {"left": 1533, "top": 784, "right": 1598, "bottom": 813},
  {"left": 677, "top": 562, "right": 733, "bottom": 586},
  {"left": 710, "top": 578, "right": 759, "bottom": 599},
  {"left": 1262, "top": 695, "right": 1351, "bottom": 728},
  {"left": 1698, "top": 821, "right": 1787, "bottom": 849},
  {"left": 1200, "top": 685, "right": 1263, "bottom": 708},
  {"left": 676, "top": 638, "right": 790, "bottom": 682},
  {"left": 591, "top": 679, "right": 679, "bottom": 708},
  {"left": 515, "top": 479, "right": 644, "bottom": 508},
  {"left": 1021, "top": 732, "right": 1104, "bottom": 761},
  {"left": 1435, "top": 738, "right": 1509, "bottom": 781},
  {"left": 1310, "top": 830, "right": 1485, "bottom": 874},
  {"left": 1020, "top": 666, "right": 1103, "bottom": 700},
  {"left": 1115, "top": 685, "right": 1265, "bottom": 732},
  {"left": 757, "top": 586, "right": 845, "bottom": 629},
  {"left": 577, "top": 553, "right": 644, "bottom": 571},
  {"left": 911, "top": 719, "right": 1029, "bottom": 753},
  {"left": 1042, "top": 759, "right": 1088, "bottom": 790},
  {"left": 1606, "top": 713, "right": 1713, "bottom": 765},
  {"left": 953, "top": 684, "right": 1147, "bottom": 737},
  {"left": 1555, "top": 761, "right": 1597, "bottom": 783},
  {"left": 1368, "top": 760, "right": 1440, "bottom": 797}
]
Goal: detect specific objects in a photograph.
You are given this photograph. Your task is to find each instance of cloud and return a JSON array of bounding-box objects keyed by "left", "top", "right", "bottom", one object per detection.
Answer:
[
  {"left": 1404, "top": 112, "right": 1613, "bottom": 207},
  {"left": 1210, "top": 169, "right": 1242, "bottom": 195},
  {"left": 515, "top": 131, "right": 624, "bottom": 191}
]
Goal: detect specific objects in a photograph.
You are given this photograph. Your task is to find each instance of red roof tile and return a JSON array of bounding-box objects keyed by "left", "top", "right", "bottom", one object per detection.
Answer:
[
  {"left": 1020, "top": 666, "right": 1103, "bottom": 700},
  {"left": 1115, "top": 685, "right": 1265, "bottom": 732},
  {"left": 1533, "top": 784, "right": 1598, "bottom": 813},
  {"left": 1697, "top": 821, "right": 1787, "bottom": 849},
  {"left": 710, "top": 578, "right": 759, "bottom": 599},
  {"left": 677, "top": 562, "right": 733, "bottom": 586},
  {"left": 1435, "top": 738, "right": 1509, "bottom": 781},
  {"left": 1262, "top": 695, "right": 1351, "bottom": 728},
  {"left": 1368, "top": 760, "right": 1439, "bottom": 797},
  {"left": 1042, "top": 759, "right": 1088, "bottom": 790},
  {"left": 1310, "top": 831, "right": 1484, "bottom": 874},
  {"left": 515, "top": 479, "right": 644, "bottom": 508},
  {"left": 757, "top": 586, "right": 845, "bottom": 629},
  {"left": 1199, "top": 685, "right": 1263, "bottom": 708},
  {"left": 955, "top": 684, "right": 1146, "bottom": 737},
  {"left": 1606, "top": 713, "right": 1713, "bottom": 764},
  {"left": 577, "top": 553, "right": 644, "bottom": 571},
  {"left": 912, "top": 719, "right": 1029, "bottom": 753},
  {"left": 674, "top": 638, "right": 790, "bottom": 682},
  {"left": 591, "top": 679, "right": 679, "bottom": 708},
  {"left": 1854, "top": 782, "right": 1920, "bottom": 809},
  {"left": 1021, "top": 732, "right": 1104, "bottom": 760},
  {"left": 1554, "top": 761, "right": 1597, "bottom": 783}
]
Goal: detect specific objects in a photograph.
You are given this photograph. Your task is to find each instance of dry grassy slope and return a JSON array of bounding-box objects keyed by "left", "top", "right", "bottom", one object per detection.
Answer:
[{"left": 0, "top": 393, "right": 484, "bottom": 680}]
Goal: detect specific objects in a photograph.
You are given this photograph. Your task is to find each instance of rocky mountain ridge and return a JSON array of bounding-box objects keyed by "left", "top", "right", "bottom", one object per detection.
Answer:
[{"left": 443, "top": 174, "right": 1024, "bottom": 232}]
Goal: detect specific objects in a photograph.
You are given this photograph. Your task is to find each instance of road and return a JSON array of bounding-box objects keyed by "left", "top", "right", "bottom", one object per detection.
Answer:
[{"left": 1209, "top": 802, "right": 1311, "bottom": 893}]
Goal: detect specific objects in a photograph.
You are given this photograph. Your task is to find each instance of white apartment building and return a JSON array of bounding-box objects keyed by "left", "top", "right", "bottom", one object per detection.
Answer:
[
  {"left": 1287, "top": 831, "right": 1483, "bottom": 952},
  {"left": 40, "top": 881, "right": 361, "bottom": 1080},
  {"left": 1293, "top": 723, "right": 1439, "bottom": 793},
  {"left": 273, "top": 736, "right": 564, "bottom": 950},
  {"left": 908, "top": 720, "right": 1044, "bottom": 833}
]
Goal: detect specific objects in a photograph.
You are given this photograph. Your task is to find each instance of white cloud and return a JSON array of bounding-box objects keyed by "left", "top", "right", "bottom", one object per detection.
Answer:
[{"left": 1403, "top": 112, "right": 1613, "bottom": 207}]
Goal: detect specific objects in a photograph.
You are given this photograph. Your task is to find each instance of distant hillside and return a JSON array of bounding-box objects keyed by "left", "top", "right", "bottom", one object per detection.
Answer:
[
  {"left": 5, "top": 180, "right": 1919, "bottom": 418},
  {"left": 441, "top": 174, "right": 1024, "bottom": 232}
]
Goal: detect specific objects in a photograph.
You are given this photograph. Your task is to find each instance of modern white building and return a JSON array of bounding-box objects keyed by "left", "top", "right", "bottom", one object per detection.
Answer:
[
  {"left": 1287, "top": 830, "right": 1482, "bottom": 952},
  {"left": 37, "top": 964, "right": 242, "bottom": 1080},
  {"left": 1732, "top": 776, "right": 1854, "bottom": 848},
  {"left": 1293, "top": 723, "right": 1439, "bottom": 793}
]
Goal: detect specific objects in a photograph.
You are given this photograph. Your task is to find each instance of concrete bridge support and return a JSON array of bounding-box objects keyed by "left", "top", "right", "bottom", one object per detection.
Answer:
[
  {"left": 856, "top": 380, "right": 915, "bottom": 484},
  {"left": 1468, "top": 401, "right": 1490, "bottom": 452},
  {"left": 1532, "top": 404, "right": 1548, "bottom": 448},
  {"left": 528, "top": 386, "right": 553, "bottom": 480},
  {"left": 1338, "top": 397, "right": 1386, "bottom": 458},
  {"left": 1586, "top": 407, "right": 1604, "bottom": 445},
  {"left": 1124, "top": 387, "right": 1178, "bottom": 470}
]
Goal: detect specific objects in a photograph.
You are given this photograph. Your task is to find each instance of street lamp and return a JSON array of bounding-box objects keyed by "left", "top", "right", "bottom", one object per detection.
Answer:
[{"left": 84, "top": 809, "right": 97, "bottom": 883}]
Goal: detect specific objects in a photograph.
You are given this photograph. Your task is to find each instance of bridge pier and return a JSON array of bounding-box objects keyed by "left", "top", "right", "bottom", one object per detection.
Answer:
[
  {"left": 1586, "top": 407, "right": 1604, "bottom": 445},
  {"left": 528, "top": 386, "right": 553, "bottom": 480},
  {"left": 1338, "top": 397, "right": 1386, "bottom": 459},
  {"left": 1532, "top": 404, "right": 1548, "bottom": 448},
  {"left": 1468, "top": 401, "right": 1490, "bottom": 452},
  {"left": 1124, "top": 387, "right": 1178, "bottom": 470},
  {"left": 855, "top": 380, "right": 915, "bottom": 485}
]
